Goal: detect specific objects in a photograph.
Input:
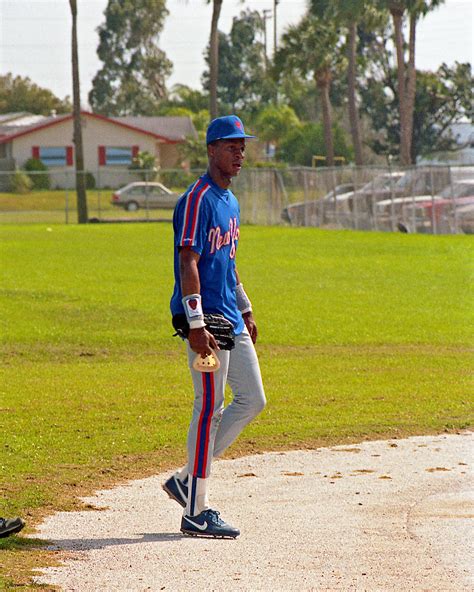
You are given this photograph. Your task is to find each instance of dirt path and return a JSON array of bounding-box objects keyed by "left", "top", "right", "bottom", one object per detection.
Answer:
[{"left": 31, "top": 432, "right": 473, "bottom": 591}]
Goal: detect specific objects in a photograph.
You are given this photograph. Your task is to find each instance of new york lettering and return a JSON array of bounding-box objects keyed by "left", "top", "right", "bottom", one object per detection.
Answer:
[{"left": 208, "top": 217, "right": 240, "bottom": 258}]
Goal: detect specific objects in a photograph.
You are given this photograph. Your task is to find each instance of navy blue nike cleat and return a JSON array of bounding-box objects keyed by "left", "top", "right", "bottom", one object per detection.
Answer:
[
  {"left": 0, "top": 517, "right": 25, "bottom": 538},
  {"left": 180, "top": 509, "right": 240, "bottom": 539},
  {"left": 162, "top": 473, "right": 188, "bottom": 508}
]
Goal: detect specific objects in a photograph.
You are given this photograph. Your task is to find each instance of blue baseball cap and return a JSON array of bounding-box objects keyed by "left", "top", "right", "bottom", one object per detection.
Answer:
[{"left": 206, "top": 115, "right": 256, "bottom": 144}]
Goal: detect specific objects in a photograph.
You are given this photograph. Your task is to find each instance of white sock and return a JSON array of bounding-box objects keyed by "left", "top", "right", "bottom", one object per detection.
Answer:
[
  {"left": 186, "top": 475, "right": 209, "bottom": 516},
  {"left": 177, "top": 466, "right": 188, "bottom": 484}
]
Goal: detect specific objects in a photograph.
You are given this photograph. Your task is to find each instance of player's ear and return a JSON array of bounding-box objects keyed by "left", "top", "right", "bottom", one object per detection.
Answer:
[
  {"left": 207, "top": 140, "right": 220, "bottom": 158},
  {"left": 207, "top": 141, "right": 217, "bottom": 158}
]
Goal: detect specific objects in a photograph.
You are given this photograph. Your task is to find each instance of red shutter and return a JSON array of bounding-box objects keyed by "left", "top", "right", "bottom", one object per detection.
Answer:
[
  {"left": 132, "top": 145, "right": 139, "bottom": 158},
  {"left": 32, "top": 146, "right": 40, "bottom": 159},
  {"left": 98, "top": 145, "right": 106, "bottom": 166},
  {"left": 66, "top": 146, "right": 74, "bottom": 166}
]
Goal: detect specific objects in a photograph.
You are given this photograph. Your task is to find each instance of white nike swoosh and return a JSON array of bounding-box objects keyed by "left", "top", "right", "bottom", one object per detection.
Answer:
[
  {"left": 175, "top": 479, "right": 187, "bottom": 501},
  {"left": 184, "top": 516, "right": 208, "bottom": 531}
]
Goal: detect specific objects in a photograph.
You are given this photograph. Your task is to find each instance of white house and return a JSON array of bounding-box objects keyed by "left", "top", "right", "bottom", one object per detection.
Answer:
[{"left": 0, "top": 111, "right": 198, "bottom": 188}]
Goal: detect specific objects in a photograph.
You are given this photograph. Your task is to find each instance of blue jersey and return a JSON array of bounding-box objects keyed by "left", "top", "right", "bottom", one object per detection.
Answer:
[{"left": 170, "top": 172, "right": 244, "bottom": 335}]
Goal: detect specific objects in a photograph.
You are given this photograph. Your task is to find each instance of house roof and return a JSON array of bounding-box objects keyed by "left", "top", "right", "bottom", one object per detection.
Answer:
[
  {"left": 0, "top": 113, "right": 65, "bottom": 141},
  {"left": 112, "top": 116, "right": 198, "bottom": 141},
  {"left": 0, "top": 112, "right": 44, "bottom": 124},
  {"left": 0, "top": 111, "right": 196, "bottom": 145}
]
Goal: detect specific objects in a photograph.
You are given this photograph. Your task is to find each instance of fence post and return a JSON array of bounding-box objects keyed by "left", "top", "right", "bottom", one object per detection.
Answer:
[
  {"left": 275, "top": 169, "right": 288, "bottom": 226},
  {"left": 97, "top": 178, "right": 101, "bottom": 221},
  {"left": 303, "top": 168, "right": 309, "bottom": 226},
  {"left": 352, "top": 174, "right": 358, "bottom": 230},
  {"left": 252, "top": 170, "right": 258, "bottom": 224},
  {"left": 65, "top": 171, "right": 69, "bottom": 224},
  {"left": 268, "top": 170, "right": 275, "bottom": 225},
  {"left": 96, "top": 167, "right": 100, "bottom": 221},
  {"left": 429, "top": 167, "right": 437, "bottom": 234},
  {"left": 389, "top": 166, "right": 396, "bottom": 232},
  {"left": 145, "top": 170, "right": 150, "bottom": 222},
  {"left": 449, "top": 166, "right": 458, "bottom": 234},
  {"left": 331, "top": 168, "right": 339, "bottom": 227}
]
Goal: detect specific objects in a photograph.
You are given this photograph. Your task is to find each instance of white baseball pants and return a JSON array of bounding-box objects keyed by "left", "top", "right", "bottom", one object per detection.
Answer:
[{"left": 184, "top": 327, "right": 266, "bottom": 515}]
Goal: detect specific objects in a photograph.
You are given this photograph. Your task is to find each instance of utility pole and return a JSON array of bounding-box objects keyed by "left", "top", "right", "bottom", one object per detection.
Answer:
[
  {"left": 262, "top": 9, "right": 272, "bottom": 69},
  {"left": 69, "top": 0, "right": 88, "bottom": 224},
  {"left": 273, "top": 0, "right": 280, "bottom": 56},
  {"left": 273, "top": 0, "right": 280, "bottom": 105}
]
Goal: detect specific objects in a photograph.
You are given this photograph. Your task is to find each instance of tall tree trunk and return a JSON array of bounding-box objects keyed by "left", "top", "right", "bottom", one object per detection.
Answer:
[
  {"left": 69, "top": 0, "right": 88, "bottom": 223},
  {"left": 347, "top": 22, "right": 364, "bottom": 165},
  {"left": 404, "top": 12, "right": 417, "bottom": 165},
  {"left": 209, "top": 0, "right": 223, "bottom": 119},
  {"left": 391, "top": 5, "right": 410, "bottom": 165},
  {"left": 316, "top": 70, "right": 335, "bottom": 167}
]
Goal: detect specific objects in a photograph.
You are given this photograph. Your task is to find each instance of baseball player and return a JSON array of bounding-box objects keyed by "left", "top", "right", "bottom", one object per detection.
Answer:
[{"left": 163, "top": 115, "right": 266, "bottom": 538}]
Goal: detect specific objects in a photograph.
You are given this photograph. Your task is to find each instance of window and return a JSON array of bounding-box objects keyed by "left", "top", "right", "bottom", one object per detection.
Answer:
[
  {"left": 33, "top": 146, "right": 73, "bottom": 166},
  {"left": 98, "top": 145, "right": 139, "bottom": 166},
  {"left": 39, "top": 147, "right": 67, "bottom": 166},
  {"left": 106, "top": 147, "right": 133, "bottom": 165}
]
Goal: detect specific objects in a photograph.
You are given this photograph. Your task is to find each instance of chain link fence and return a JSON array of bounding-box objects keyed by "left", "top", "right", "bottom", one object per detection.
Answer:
[{"left": 1, "top": 164, "right": 473, "bottom": 233}]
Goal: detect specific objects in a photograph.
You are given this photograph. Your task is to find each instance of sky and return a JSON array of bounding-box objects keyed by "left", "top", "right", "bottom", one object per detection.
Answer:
[{"left": 0, "top": 0, "right": 472, "bottom": 107}]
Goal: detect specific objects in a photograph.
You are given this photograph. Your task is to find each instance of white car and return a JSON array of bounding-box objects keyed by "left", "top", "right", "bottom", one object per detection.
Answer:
[
  {"left": 377, "top": 179, "right": 474, "bottom": 232},
  {"left": 111, "top": 182, "right": 178, "bottom": 211}
]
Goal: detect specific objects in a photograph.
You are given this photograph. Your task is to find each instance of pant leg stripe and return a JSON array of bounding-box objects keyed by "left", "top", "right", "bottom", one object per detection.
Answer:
[
  {"left": 192, "top": 373, "right": 207, "bottom": 477},
  {"left": 201, "top": 373, "right": 215, "bottom": 476},
  {"left": 193, "top": 372, "right": 214, "bottom": 478},
  {"left": 189, "top": 476, "right": 197, "bottom": 516}
]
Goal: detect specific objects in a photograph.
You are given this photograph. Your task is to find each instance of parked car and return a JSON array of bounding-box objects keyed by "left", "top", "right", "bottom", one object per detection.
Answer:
[
  {"left": 281, "top": 183, "right": 356, "bottom": 225},
  {"left": 397, "top": 179, "right": 474, "bottom": 233},
  {"left": 324, "top": 172, "right": 404, "bottom": 203},
  {"left": 281, "top": 173, "right": 405, "bottom": 227},
  {"left": 111, "top": 182, "right": 178, "bottom": 211},
  {"left": 328, "top": 172, "right": 405, "bottom": 229}
]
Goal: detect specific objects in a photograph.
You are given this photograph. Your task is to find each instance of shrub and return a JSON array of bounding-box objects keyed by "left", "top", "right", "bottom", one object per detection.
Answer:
[
  {"left": 24, "top": 158, "right": 50, "bottom": 190},
  {"left": 278, "top": 122, "right": 353, "bottom": 167},
  {"left": 160, "top": 169, "right": 200, "bottom": 191},
  {"left": 85, "top": 171, "right": 96, "bottom": 189},
  {"left": 129, "top": 151, "right": 158, "bottom": 181},
  {"left": 10, "top": 170, "right": 33, "bottom": 194}
]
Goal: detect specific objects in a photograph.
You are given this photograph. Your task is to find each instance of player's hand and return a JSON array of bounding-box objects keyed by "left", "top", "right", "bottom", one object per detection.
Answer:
[
  {"left": 243, "top": 311, "right": 257, "bottom": 344},
  {"left": 189, "top": 327, "right": 219, "bottom": 357}
]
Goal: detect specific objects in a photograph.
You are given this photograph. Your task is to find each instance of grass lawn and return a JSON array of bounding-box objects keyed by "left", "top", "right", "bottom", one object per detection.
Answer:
[
  {"left": 0, "top": 190, "right": 174, "bottom": 224},
  {"left": 0, "top": 223, "right": 472, "bottom": 587}
]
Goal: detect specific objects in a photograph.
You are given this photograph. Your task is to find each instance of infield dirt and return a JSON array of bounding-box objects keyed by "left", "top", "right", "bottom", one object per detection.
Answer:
[{"left": 31, "top": 432, "right": 473, "bottom": 591}]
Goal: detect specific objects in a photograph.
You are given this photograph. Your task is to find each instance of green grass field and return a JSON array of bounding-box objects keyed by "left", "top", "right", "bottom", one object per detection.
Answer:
[
  {"left": 0, "top": 223, "right": 472, "bottom": 587},
  {"left": 0, "top": 190, "right": 174, "bottom": 224}
]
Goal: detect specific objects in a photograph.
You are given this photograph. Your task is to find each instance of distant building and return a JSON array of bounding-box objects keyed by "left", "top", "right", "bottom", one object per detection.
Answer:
[{"left": 0, "top": 111, "right": 198, "bottom": 188}]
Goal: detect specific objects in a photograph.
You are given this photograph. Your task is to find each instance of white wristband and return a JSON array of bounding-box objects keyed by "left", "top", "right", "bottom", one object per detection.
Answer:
[
  {"left": 235, "top": 283, "right": 252, "bottom": 314},
  {"left": 182, "top": 294, "right": 205, "bottom": 327}
]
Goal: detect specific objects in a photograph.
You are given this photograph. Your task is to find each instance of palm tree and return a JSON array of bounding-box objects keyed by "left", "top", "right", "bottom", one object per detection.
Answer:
[
  {"left": 310, "top": 0, "right": 366, "bottom": 165},
  {"left": 208, "top": 0, "right": 223, "bottom": 119},
  {"left": 277, "top": 14, "right": 343, "bottom": 166},
  {"left": 378, "top": 0, "right": 445, "bottom": 165},
  {"left": 69, "top": 0, "right": 88, "bottom": 223}
]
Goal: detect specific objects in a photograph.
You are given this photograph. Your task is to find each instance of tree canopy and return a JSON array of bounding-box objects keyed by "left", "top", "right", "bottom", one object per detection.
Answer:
[
  {"left": 202, "top": 9, "right": 273, "bottom": 115},
  {"left": 361, "top": 61, "right": 472, "bottom": 160},
  {"left": 0, "top": 74, "right": 71, "bottom": 115},
  {"left": 89, "top": 0, "right": 172, "bottom": 115}
]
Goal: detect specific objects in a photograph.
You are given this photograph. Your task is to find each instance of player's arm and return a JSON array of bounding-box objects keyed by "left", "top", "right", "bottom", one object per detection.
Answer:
[
  {"left": 235, "top": 268, "right": 257, "bottom": 344},
  {"left": 179, "top": 247, "right": 218, "bottom": 356}
]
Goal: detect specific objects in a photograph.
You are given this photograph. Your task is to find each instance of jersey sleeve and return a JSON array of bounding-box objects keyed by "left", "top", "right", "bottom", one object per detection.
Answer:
[{"left": 174, "top": 179, "right": 211, "bottom": 254}]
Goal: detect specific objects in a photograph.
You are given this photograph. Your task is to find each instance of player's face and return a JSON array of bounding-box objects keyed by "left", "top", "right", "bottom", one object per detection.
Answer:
[{"left": 209, "top": 139, "right": 246, "bottom": 178}]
